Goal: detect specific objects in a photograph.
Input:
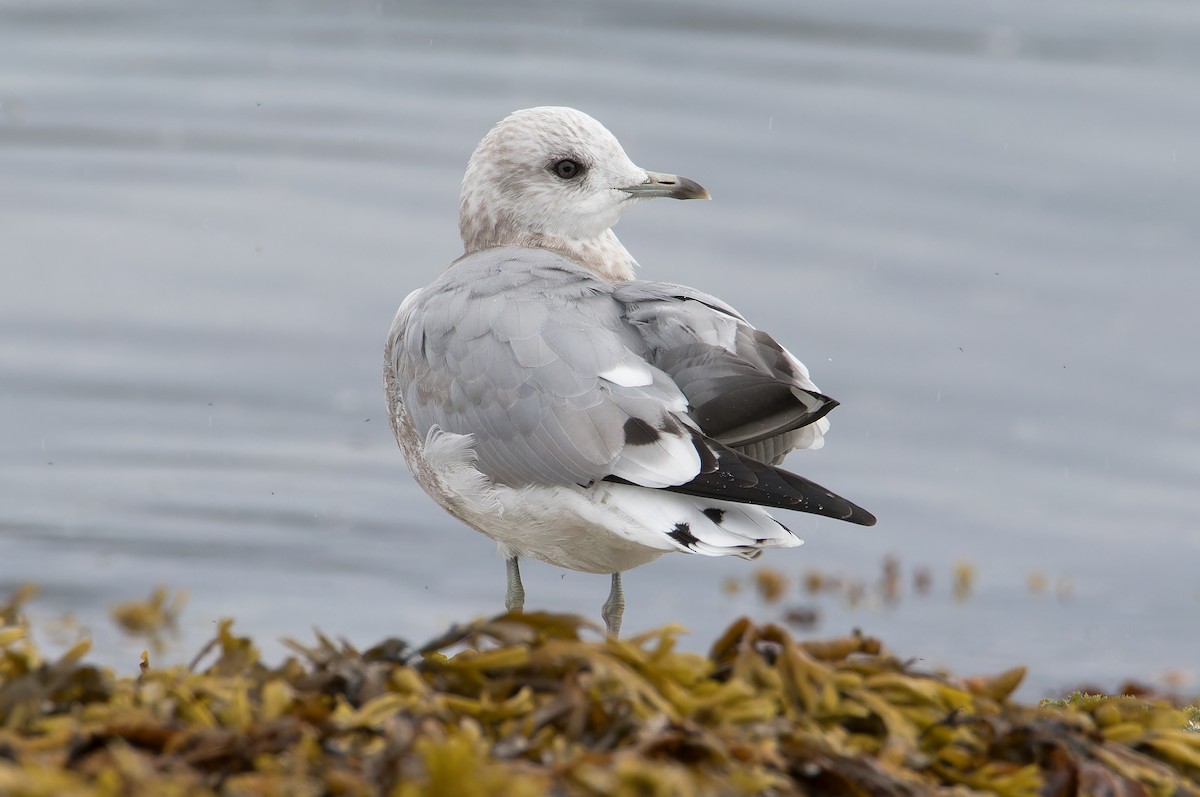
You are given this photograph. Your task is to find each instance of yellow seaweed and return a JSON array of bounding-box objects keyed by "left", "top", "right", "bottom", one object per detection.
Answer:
[{"left": 0, "top": 587, "right": 1196, "bottom": 796}]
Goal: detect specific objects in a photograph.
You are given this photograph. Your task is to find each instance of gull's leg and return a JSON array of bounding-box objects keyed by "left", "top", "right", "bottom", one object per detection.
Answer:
[
  {"left": 504, "top": 556, "right": 525, "bottom": 613},
  {"left": 601, "top": 572, "right": 625, "bottom": 637}
]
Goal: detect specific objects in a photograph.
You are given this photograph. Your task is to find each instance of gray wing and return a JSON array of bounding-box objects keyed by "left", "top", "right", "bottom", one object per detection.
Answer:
[
  {"left": 390, "top": 247, "right": 874, "bottom": 526},
  {"left": 391, "top": 247, "right": 703, "bottom": 490},
  {"left": 613, "top": 280, "right": 836, "bottom": 466}
]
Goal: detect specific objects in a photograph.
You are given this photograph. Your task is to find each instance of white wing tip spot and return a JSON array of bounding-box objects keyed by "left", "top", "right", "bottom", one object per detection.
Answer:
[{"left": 600, "top": 363, "right": 654, "bottom": 387}]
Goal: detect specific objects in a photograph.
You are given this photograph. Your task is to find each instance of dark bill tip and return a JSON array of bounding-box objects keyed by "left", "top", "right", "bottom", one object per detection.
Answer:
[{"left": 620, "top": 171, "right": 711, "bottom": 200}]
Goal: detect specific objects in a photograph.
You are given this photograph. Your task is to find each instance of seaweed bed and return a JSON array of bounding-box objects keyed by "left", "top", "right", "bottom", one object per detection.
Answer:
[{"left": 1, "top": 587, "right": 1197, "bottom": 796}]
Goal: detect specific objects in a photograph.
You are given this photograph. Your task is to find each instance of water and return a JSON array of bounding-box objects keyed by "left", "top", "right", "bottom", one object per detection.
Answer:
[{"left": 2, "top": 0, "right": 1197, "bottom": 698}]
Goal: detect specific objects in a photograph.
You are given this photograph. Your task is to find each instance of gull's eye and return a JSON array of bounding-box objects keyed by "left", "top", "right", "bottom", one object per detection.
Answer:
[{"left": 551, "top": 159, "right": 584, "bottom": 180}]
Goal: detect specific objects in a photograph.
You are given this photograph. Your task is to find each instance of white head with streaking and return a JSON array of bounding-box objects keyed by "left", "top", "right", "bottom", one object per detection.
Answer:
[{"left": 458, "top": 106, "right": 710, "bottom": 282}]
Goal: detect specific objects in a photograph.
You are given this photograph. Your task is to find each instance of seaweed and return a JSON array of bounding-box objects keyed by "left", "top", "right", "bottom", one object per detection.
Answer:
[{"left": 0, "top": 587, "right": 1197, "bottom": 795}]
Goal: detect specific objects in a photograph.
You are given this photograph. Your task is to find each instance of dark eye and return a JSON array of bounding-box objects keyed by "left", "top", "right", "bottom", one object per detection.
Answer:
[{"left": 552, "top": 159, "right": 584, "bottom": 180}]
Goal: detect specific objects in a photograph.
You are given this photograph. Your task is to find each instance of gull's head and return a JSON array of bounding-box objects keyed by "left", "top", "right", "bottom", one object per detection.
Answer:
[{"left": 459, "top": 106, "right": 708, "bottom": 279}]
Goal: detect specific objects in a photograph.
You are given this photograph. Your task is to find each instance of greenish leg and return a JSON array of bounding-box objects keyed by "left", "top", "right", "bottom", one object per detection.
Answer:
[
  {"left": 601, "top": 572, "right": 625, "bottom": 637},
  {"left": 504, "top": 556, "right": 525, "bottom": 613}
]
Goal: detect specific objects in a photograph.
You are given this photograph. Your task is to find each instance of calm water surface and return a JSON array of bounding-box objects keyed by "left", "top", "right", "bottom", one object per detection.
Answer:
[{"left": 1, "top": 0, "right": 1198, "bottom": 698}]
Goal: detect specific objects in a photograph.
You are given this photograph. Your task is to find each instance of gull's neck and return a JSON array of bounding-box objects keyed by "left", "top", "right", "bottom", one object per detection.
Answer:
[{"left": 461, "top": 224, "right": 638, "bottom": 283}]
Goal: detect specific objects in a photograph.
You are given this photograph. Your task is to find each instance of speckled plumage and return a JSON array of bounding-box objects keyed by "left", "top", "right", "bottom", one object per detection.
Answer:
[{"left": 458, "top": 107, "right": 650, "bottom": 282}]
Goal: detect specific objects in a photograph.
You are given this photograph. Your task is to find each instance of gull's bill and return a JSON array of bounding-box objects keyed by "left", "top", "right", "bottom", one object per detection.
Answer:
[{"left": 620, "top": 171, "right": 710, "bottom": 200}]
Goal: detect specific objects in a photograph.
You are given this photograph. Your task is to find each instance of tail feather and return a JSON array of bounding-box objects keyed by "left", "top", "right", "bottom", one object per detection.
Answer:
[{"left": 596, "top": 482, "right": 802, "bottom": 558}]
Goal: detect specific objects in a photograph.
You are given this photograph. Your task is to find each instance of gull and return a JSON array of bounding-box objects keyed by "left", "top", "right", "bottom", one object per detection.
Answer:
[{"left": 385, "top": 107, "right": 875, "bottom": 636}]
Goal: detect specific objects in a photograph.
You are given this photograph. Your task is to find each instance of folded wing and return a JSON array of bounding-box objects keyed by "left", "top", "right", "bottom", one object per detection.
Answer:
[
  {"left": 388, "top": 247, "right": 874, "bottom": 527},
  {"left": 614, "top": 281, "right": 838, "bottom": 464}
]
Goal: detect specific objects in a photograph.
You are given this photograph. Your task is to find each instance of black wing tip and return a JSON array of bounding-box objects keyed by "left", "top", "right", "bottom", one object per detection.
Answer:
[
  {"left": 813, "top": 393, "right": 839, "bottom": 420},
  {"left": 802, "top": 492, "right": 877, "bottom": 527},
  {"left": 606, "top": 434, "right": 879, "bottom": 527},
  {"left": 673, "top": 432, "right": 878, "bottom": 527},
  {"left": 846, "top": 505, "right": 877, "bottom": 527}
]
